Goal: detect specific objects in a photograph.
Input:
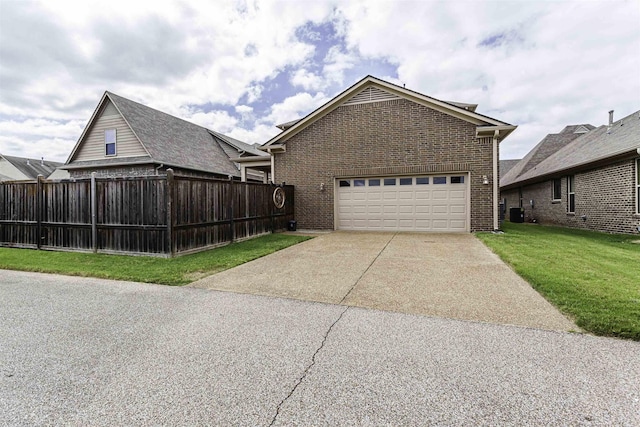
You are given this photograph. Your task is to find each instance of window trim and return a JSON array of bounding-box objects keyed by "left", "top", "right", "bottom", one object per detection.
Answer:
[
  {"left": 552, "top": 178, "right": 561, "bottom": 201},
  {"left": 636, "top": 159, "right": 640, "bottom": 214},
  {"left": 105, "top": 129, "right": 117, "bottom": 157},
  {"left": 567, "top": 175, "right": 575, "bottom": 214}
]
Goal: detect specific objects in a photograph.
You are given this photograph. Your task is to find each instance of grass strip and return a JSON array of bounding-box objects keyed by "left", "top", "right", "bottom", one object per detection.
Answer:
[
  {"left": 0, "top": 233, "right": 312, "bottom": 286},
  {"left": 477, "top": 222, "right": 640, "bottom": 340}
]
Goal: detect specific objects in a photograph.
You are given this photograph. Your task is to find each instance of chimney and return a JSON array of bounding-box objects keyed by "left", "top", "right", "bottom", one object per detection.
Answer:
[{"left": 608, "top": 110, "right": 614, "bottom": 126}]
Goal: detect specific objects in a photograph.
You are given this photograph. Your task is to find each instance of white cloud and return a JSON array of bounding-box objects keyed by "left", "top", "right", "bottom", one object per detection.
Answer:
[
  {"left": 261, "top": 92, "right": 330, "bottom": 126},
  {"left": 290, "top": 69, "right": 325, "bottom": 91},
  {"left": 0, "top": 0, "right": 638, "bottom": 163}
]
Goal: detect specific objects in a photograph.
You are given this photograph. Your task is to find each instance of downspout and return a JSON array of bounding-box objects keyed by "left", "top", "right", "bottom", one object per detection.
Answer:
[
  {"left": 269, "top": 149, "right": 275, "bottom": 184},
  {"left": 493, "top": 130, "right": 499, "bottom": 231},
  {"left": 155, "top": 163, "right": 164, "bottom": 176}
]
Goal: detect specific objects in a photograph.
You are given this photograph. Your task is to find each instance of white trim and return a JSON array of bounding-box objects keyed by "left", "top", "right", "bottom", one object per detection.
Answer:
[{"left": 567, "top": 175, "right": 576, "bottom": 213}]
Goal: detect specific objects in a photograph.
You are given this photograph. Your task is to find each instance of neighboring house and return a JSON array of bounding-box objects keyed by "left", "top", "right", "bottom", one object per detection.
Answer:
[
  {"left": 0, "top": 154, "right": 66, "bottom": 181},
  {"left": 499, "top": 159, "right": 521, "bottom": 180},
  {"left": 248, "top": 75, "right": 516, "bottom": 232},
  {"left": 61, "top": 92, "right": 267, "bottom": 180},
  {"left": 500, "top": 110, "right": 640, "bottom": 234}
]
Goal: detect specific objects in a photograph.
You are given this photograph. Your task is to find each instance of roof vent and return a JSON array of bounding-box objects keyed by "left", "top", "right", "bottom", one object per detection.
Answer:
[
  {"left": 41, "top": 157, "right": 44, "bottom": 166},
  {"left": 26, "top": 159, "right": 30, "bottom": 166},
  {"left": 608, "top": 110, "right": 614, "bottom": 126}
]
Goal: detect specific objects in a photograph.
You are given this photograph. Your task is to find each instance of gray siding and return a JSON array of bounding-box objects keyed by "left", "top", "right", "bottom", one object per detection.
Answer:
[{"left": 74, "top": 100, "right": 148, "bottom": 161}]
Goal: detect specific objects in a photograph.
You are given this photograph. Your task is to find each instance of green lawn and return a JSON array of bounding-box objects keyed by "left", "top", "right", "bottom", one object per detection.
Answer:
[
  {"left": 477, "top": 223, "right": 640, "bottom": 340},
  {"left": 0, "top": 233, "right": 312, "bottom": 286}
]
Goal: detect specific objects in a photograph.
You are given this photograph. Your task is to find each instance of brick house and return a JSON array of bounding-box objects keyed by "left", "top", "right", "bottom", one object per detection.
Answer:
[
  {"left": 251, "top": 76, "right": 516, "bottom": 232},
  {"left": 62, "top": 91, "right": 269, "bottom": 180},
  {"left": 500, "top": 110, "right": 640, "bottom": 234}
]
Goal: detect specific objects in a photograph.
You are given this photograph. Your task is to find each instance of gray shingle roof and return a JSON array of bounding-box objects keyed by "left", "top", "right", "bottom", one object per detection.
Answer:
[
  {"left": 1, "top": 154, "right": 64, "bottom": 179},
  {"left": 502, "top": 111, "right": 639, "bottom": 188},
  {"left": 106, "top": 92, "right": 242, "bottom": 177},
  {"left": 499, "top": 159, "right": 521, "bottom": 179},
  {"left": 210, "top": 130, "right": 263, "bottom": 156},
  {"left": 501, "top": 124, "right": 596, "bottom": 187}
]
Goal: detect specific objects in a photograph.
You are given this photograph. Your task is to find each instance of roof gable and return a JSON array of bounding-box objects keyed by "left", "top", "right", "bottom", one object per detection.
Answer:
[
  {"left": 69, "top": 98, "right": 148, "bottom": 162},
  {"left": 67, "top": 91, "right": 248, "bottom": 177},
  {"left": 263, "top": 75, "right": 515, "bottom": 148}
]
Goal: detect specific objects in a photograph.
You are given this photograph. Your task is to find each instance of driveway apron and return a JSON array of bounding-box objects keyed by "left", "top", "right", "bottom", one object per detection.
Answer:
[{"left": 190, "top": 231, "right": 578, "bottom": 331}]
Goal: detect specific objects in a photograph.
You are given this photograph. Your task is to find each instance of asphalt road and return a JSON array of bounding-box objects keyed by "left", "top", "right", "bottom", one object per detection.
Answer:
[{"left": 1, "top": 270, "right": 639, "bottom": 426}]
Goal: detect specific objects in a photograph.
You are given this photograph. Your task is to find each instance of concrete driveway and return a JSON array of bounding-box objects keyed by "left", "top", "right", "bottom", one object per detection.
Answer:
[{"left": 191, "top": 232, "right": 578, "bottom": 331}]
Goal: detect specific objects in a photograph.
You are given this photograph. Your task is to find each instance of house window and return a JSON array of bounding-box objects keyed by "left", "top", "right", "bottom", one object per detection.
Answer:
[
  {"left": 568, "top": 175, "right": 575, "bottom": 213},
  {"left": 353, "top": 179, "right": 365, "bottom": 187},
  {"left": 552, "top": 178, "right": 561, "bottom": 201},
  {"left": 451, "top": 176, "right": 464, "bottom": 184},
  {"left": 636, "top": 159, "right": 640, "bottom": 214},
  {"left": 519, "top": 187, "right": 523, "bottom": 208},
  {"left": 368, "top": 179, "right": 380, "bottom": 186},
  {"left": 339, "top": 180, "right": 350, "bottom": 187},
  {"left": 416, "top": 177, "right": 429, "bottom": 185},
  {"left": 105, "top": 129, "right": 116, "bottom": 156},
  {"left": 399, "top": 178, "right": 412, "bottom": 185},
  {"left": 384, "top": 178, "right": 396, "bottom": 186}
]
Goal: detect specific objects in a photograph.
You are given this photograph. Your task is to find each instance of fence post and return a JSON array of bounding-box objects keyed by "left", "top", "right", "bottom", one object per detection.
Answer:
[
  {"left": 270, "top": 182, "right": 275, "bottom": 234},
  {"left": 228, "top": 176, "right": 235, "bottom": 242},
  {"left": 36, "top": 174, "right": 43, "bottom": 249},
  {"left": 91, "top": 172, "right": 97, "bottom": 253},
  {"left": 166, "top": 169, "right": 175, "bottom": 257}
]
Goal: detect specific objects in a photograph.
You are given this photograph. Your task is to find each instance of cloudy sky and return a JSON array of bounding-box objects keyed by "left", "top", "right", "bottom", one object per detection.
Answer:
[{"left": 0, "top": 0, "right": 638, "bottom": 163}]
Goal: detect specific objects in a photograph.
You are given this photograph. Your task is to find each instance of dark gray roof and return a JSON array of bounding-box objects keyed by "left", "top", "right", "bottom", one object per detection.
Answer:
[
  {"left": 501, "top": 124, "right": 596, "bottom": 187},
  {"left": 210, "top": 130, "right": 263, "bottom": 156},
  {"left": 1, "top": 154, "right": 64, "bottom": 179},
  {"left": 105, "top": 92, "right": 242, "bottom": 177},
  {"left": 499, "top": 159, "right": 521, "bottom": 179},
  {"left": 502, "top": 111, "right": 639, "bottom": 188}
]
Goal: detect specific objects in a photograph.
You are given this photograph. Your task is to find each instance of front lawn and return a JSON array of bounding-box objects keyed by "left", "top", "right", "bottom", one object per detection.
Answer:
[
  {"left": 0, "top": 233, "right": 312, "bottom": 286},
  {"left": 477, "top": 223, "right": 640, "bottom": 340}
]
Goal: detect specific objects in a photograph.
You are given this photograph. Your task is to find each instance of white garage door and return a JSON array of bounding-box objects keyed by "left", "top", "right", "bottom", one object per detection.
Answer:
[{"left": 336, "top": 174, "right": 468, "bottom": 232}]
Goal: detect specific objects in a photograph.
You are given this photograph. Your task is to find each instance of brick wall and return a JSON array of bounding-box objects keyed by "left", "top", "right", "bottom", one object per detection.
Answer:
[
  {"left": 274, "top": 98, "right": 495, "bottom": 231},
  {"left": 501, "top": 159, "right": 640, "bottom": 234}
]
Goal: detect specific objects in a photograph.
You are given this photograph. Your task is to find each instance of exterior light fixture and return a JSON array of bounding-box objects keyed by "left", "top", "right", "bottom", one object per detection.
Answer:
[
  {"left": 482, "top": 175, "right": 489, "bottom": 185},
  {"left": 320, "top": 183, "right": 325, "bottom": 191}
]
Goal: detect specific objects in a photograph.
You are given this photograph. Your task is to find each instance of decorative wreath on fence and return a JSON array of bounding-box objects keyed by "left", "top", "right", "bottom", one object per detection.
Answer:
[{"left": 272, "top": 187, "right": 286, "bottom": 209}]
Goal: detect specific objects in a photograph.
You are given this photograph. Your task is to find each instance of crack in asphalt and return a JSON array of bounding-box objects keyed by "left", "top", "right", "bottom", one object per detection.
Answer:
[
  {"left": 268, "top": 233, "right": 397, "bottom": 426},
  {"left": 268, "top": 305, "right": 350, "bottom": 427}
]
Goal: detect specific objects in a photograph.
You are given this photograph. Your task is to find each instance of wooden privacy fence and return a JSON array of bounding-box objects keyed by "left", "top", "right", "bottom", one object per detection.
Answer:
[{"left": 0, "top": 169, "right": 294, "bottom": 257}]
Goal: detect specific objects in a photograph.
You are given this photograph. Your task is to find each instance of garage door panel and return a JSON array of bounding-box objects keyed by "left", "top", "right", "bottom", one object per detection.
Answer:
[
  {"left": 432, "top": 204, "right": 448, "bottom": 214},
  {"left": 433, "top": 190, "right": 448, "bottom": 200},
  {"left": 337, "top": 174, "right": 468, "bottom": 232}
]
